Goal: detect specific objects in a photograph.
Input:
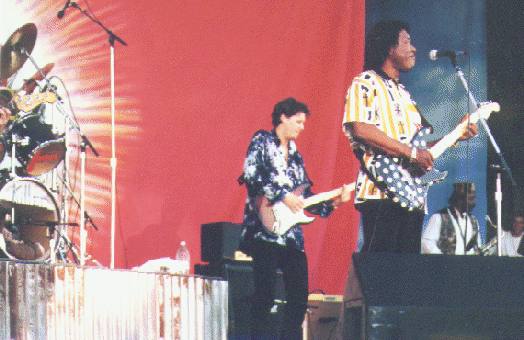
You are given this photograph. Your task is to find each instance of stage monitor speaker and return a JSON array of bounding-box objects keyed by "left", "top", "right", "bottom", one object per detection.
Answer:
[
  {"left": 195, "top": 260, "right": 285, "bottom": 339},
  {"left": 306, "top": 294, "right": 342, "bottom": 340},
  {"left": 200, "top": 222, "right": 242, "bottom": 263},
  {"left": 343, "top": 253, "right": 524, "bottom": 340}
]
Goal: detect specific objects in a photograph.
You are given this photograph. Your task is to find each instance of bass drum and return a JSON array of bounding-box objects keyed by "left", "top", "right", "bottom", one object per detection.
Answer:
[{"left": 0, "top": 178, "right": 59, "bottom": 261}]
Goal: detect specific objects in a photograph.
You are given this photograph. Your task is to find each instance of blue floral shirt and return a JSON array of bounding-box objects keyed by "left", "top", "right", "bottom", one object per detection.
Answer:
[{"left": 239, "top": 130, "right": 334, "bottom": 253}]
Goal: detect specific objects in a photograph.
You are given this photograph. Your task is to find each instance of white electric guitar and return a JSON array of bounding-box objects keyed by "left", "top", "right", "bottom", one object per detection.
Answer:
[{"left": 256, "top": 182, "right": 355, "bottom": 236}]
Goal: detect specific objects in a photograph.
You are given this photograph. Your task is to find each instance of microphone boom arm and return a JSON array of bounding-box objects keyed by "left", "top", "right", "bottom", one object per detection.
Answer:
[{"left": 452, "top": 63, "right": 516, "bottom": 186}]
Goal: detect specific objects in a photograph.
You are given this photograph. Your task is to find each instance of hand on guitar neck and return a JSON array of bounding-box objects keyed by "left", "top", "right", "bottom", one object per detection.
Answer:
[
  {"left": 331, "top": 183, "right": 354, "bottom": 207},
  {"left": 457, "top": 113, "right": 479, "bottom": 141},
  {"left": 409, "top": 112, "right": 479, "bottom": 175}
]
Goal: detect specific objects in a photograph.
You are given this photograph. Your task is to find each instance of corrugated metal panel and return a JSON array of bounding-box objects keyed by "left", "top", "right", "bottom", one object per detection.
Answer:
[{"left": 0, "top": 260, "right": 228, "bottom": 340}]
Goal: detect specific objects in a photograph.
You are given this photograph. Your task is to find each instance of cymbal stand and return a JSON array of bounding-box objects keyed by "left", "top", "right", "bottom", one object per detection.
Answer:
[
  {"left": 449, "top": 58, "right": 516, "bottom": 256},
  {"left": 8, "top": 135, "right": 18, "bottom": 238},
  {"left": 20, "top": 48, "right": 99, "bottom": 265}
]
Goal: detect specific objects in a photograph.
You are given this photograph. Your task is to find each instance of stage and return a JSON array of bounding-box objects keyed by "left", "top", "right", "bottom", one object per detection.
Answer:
[{"left": 0, "top": 260, "right": 228, "bottom": 340}]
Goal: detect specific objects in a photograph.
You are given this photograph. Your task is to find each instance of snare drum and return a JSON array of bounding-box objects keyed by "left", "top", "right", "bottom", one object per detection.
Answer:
[
  {"left": 0, "top": 177, "right": 59, "bottom": 260},
  {"left": 7, "top": 113, "right": 66, "bottom": 176}
]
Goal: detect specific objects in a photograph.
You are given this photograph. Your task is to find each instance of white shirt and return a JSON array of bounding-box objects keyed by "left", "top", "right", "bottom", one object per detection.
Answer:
[
  {"left": 422, "top": 208, "right": 480, "bottom": 255},
  {"left": 500, "top": 230, "right": 523, "bottom": 257}
]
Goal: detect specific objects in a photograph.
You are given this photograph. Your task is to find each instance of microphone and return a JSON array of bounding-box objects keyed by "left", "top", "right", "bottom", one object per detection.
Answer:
[
  {"left": 57, "top": 0, "right": 72, "bottom": 19},
  {"left": 428, "top": 49, "right": 466, "bottom": 61}
]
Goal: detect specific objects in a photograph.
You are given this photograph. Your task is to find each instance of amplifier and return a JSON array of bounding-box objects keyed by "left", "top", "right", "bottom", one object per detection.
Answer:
[
  {"left": 200, "top": 222, "right": 242, "bottom": 263},
  {"left": 195, "top": 260, "right": 285, "bottom": 338},
  {"left": 305, "top": 294, "right": 343, "bottom": 340}
]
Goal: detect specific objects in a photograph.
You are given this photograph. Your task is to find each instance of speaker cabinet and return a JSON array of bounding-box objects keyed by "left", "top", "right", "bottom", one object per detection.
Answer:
[
  {"left": 343, "top": 253, "right": 524, "bottom": 339},
  {"left": 305, "top": 294, "right": 342, "bottom": 340},
  {"left": 200, "top": 222, "right": 242, "bottom": 263},
  {"left": 195, "top": 260, "right": 284, "bottom": 338}
]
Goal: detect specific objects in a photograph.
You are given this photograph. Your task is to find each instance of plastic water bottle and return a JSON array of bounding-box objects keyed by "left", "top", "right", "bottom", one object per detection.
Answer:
[{"left": 175, "top": 241, "right": 190, "bottom": 274}]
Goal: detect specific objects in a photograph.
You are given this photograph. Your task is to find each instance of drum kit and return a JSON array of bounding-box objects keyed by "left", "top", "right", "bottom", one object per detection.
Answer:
[{"left": 0, "top": 23, "right": 84, "bottom": 263}]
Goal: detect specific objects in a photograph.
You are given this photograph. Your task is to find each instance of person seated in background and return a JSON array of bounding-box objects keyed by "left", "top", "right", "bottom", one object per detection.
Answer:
[
  {"left": 421, "top": 182, "right": 481, "bottom": 255},
  {"left": 500, "top": 213, "right": 524, "bottom": 257}
]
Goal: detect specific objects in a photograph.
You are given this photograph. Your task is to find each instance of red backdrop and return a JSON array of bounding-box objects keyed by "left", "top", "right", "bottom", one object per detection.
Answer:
[{"left": 7, "top": 0, "right": 364, "bottom": 294}]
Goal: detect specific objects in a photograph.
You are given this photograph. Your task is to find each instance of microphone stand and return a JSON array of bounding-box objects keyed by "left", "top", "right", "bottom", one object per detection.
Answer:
[
  {"left": 53, "top": 225, "right": 81, "bottom": 265},
  {"left": 55, "top": 172, "right": 99, "bottom": 231},
  {"left": 52, "top": 173, "right": 100, "bottom": 264},
  {"left": 449, "top": 58, "right": 516, "bottom": 257},
  {"left": 68, "top": 1, "right": 127, "bottom": 269}
]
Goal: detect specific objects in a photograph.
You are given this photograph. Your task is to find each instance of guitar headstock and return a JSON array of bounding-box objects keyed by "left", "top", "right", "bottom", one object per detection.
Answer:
[{"left": 470, "top": 101, "right": 500, "bottom": 123}]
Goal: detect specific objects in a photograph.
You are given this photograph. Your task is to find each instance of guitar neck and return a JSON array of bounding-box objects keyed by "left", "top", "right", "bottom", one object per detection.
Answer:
[
  {"left": 303, "top": 183, "right": 355, "bottom": 208},
  {"left": 429, "top": 102, "right": 500, "bottom": 159},
  {"left": 429, "top": 121, "right": 467, "bottom": 159}
]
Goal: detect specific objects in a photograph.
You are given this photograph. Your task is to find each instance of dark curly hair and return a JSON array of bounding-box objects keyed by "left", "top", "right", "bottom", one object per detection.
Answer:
[
  {"left": 271, "top": 97, "right": 310, "bottom": 127},
  {"left": 364, "top": 20, "right": 410, "bottom": 72},
  {"left": 448, "top": 182, "right": 475, "bottom": 207}
]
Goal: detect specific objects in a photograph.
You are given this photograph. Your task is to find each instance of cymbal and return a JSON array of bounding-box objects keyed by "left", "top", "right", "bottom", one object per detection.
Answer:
[{"left": 0, "top": 23, "right": 37, "bottom": 80}]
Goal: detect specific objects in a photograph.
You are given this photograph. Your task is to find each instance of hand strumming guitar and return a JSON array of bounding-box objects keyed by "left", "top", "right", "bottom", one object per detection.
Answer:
[
  {"left": 283, "top": 192, "right": 305, "bottom": 213},
  {"left": 409, "top": 147, "right": 434, "bottom": 175}
]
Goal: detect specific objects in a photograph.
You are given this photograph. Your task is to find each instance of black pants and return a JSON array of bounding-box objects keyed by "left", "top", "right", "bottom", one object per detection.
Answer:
[
  {"left": 358, "top": 200, "right": 424, "bottom": 253},
  {"left": 250, "top": 240, "right": 307, "bottom": 340}
]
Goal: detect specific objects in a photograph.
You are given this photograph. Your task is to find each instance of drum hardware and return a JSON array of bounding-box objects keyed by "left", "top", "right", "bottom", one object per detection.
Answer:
[
  {"left": 0, "top": 177, "right": 60, "bottom": 261},
  {"left": 1, "top": 23, "right": 100, "bottom": 266},
  {"left": 53, "top": 228, "right": 83, "bottom": 265},
  {"left": 54, "top": 171, "right": 99, "bottom": 231},
  {"left": 21, "top": 62, "right": 55, "bottom": 95},
  {"left": 5, "top": 110, "right": 66, "bottom": 177}
]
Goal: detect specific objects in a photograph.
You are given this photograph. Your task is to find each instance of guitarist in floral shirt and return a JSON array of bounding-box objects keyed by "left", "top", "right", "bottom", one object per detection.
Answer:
[{"left": 239, "top": 97, "right": 352, "bottom": 339}]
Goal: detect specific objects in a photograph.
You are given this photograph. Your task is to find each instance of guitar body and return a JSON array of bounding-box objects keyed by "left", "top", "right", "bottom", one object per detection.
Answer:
[
  {"left": 364, "top": 102, "right": 499, "bottom": 212},
  {"left": 256, "top": 184, "right": 315, "bottom": 236},
  {"left": 368, "top": 127, "right": 447, "bottom": 211}
]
